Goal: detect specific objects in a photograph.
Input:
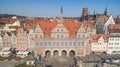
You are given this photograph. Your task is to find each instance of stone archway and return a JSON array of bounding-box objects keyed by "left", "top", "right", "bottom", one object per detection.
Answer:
[
  {"left": 45, "top": 50, "right": 51, "bottom": 58},
  {"left": 53, "top": 50, "right": 59, "bottom": 57},
  {"left": 69, "top": 50, "right": 75, "bottom": 57},
  {"left": 61, "top": 50, "right": 67, "bottom": 57}
]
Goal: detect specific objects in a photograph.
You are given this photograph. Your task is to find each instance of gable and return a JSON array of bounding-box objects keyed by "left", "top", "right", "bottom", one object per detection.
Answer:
[
  {"left": 51, "top": 23, "right": 69, "bottom": 33},
  {"left": 105, "top": 15, "right": 115, "bottom": 25},
  {"left": 34, "top": 24, "right": 43, "bottom": 33},
  {"left": 77, "top": 23, "right": 86, "bottom": 33}
]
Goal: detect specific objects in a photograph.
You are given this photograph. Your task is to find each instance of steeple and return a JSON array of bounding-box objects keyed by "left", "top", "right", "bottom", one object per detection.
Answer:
[
  {"left": 104, "top": 6, "right": 108, "bottom": 15},
  {"left": 93, "top": 9, "right": 96, "bottom": 15},
  {"left": 60, "top": 6, "right": 63, "bottom": 21}
]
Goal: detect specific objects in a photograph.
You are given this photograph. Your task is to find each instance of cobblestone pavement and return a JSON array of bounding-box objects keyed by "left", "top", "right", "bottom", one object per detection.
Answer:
[
  {"left": 35, "top": 56, "right": 75, "bottom": 67},
  {"left": 0, "top": 61, "right": 18, "bottom": 67}
]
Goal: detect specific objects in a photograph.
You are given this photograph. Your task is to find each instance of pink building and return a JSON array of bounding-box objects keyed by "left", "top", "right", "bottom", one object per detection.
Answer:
[{"left": 16, "top": 28, "right": 29, "bottom": 52}]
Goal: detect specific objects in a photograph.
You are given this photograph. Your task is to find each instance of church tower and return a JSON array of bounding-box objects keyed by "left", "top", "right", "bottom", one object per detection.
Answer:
[
  {"left": 104, "top": 6, "right": 108, "bottom": 15},
  {"left": 60, "top": 6, "right": 63, "bottom": 21}
]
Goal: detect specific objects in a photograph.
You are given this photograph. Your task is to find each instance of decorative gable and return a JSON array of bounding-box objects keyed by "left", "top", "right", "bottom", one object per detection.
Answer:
[
  {"left": 51, "top": 23, "right": 69, "bottom": 33},
  {"left": 51, "top": 23, "right": 69, "bottom": 38},
  {"left": 98, "top": 37, "right": 104, "bottom": 43},
  {"left": 105, "top": 15, "right": 115, "bottom": 25},
  {"left": 34, "top": 24, "right": 43, "bottom": 33},
  {"left": 77, "top": 23, "right": 86, "bottom": 33}
]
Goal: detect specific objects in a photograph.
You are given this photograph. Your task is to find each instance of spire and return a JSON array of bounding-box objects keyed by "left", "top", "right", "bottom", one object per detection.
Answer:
[
  {"left": 104, "top": 6, "right": 108, "bottom": 15},
  {"left": 60, "top": 6, "right": 63, "bottom": 21},
  {"left": 34, "top": 20, "right": 36, "bottom": 31},
  {"left": 61, "top": 6, "right": 63, "bottom": 13},
  {"left": 93, "top": 9, "right": 96, "bottom": 15}
]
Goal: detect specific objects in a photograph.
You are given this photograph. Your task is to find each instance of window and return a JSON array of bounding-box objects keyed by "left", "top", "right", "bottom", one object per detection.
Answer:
[
  {"left": 40, "top": 35, "right": 42, "bottom": 38},
  {"left": 82, "top": 34, "right": 85, "bottom": 38},
  {"left": 69, "top": 42, "right": 72, "bottom": 46},
  {"left": 89, "top": 40, "right": 91, "bottom": 44},
  {"left": 44, "top": 42, "right": 47, "bottom": 46},
  {"left": 61, "top": 42, "right": 64, "bottom": 46},
  {"left": 40, "top": 42, "right": 43, "bottom": 46},
  {"left": 48, "top": 42, "right": 51, "bottom": 46},
  {"left": 36, "top": 42, "right": 39, "bottom": 46},
  {"left": 61, "top": 35, "right": 63, "bottom": 38},
  {"left": 61, "top": 29, "right": 63, "bottom": 32},
  {"left": 65, "top": 42, "right": 67, "bottom": 46},
  {"left": 78, "top": 42, "right": 80, "bottom": 46},
  {"left": 57, "top": 34, "right": 59, "bottom": 38},
  {"left": 78, "top": 34, "right": 80, "bottom": 38},
  {"left": 73, "top": 42, "right": 76, "bottom": 46},
  {"left": 57, "top": 29, "right": 59, "bottom": 32},
  {"left": 57, "top": 42, "right": 59, "bottom": 46},
  {"left": 53, "top": 42, "right": 55, "bottom": 46},
  {"left": 35, "top": 35, "right": 38, "bottom": 38},
  {"left": 82, "top": 42, "right": 84, "bottom": 46}
]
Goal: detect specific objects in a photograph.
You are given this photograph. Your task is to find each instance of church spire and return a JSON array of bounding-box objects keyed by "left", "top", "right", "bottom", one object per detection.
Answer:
[
  {"left": 104, "top": 6, "right": 108, "bottom": 15},
  {"left": 60, "top": 6, "right": 63, "bottom": 21}
]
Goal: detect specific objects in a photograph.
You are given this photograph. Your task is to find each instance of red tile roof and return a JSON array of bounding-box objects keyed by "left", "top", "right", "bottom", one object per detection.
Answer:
[
  {"left": 35, "top": 19, "right": 94, "bottom": 38},
  {"left": 92, "top": 34, "right": 107, "bottom": 42}
]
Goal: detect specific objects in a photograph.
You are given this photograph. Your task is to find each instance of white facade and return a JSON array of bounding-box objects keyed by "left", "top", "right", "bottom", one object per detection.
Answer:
[
  {"left": 28, "top": 29, "right": 34, "bottom": 51},
  {"left": 108, "top": 37, "right": 120, "bottom": 54},
  {"left": 92, "top": 37, "right": 107, "bottom": 52},
  {"left": 104, "top": 15, "right": 115, "bottom": 34}
]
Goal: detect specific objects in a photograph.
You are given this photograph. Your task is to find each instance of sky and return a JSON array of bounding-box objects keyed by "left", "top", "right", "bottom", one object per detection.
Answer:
[{"left": 0, "top": 0, "right": 120, "bottom": 17}]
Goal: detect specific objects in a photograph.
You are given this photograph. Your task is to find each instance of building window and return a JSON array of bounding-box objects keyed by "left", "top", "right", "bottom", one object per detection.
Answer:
[
  {"left": 61, "top": 42, "right": 64, "bottom": 46},
  {"left": 57, "top": 34, "right": 59, "bottom": 38},
  {"left": 48, "top": 42, "right": 51, "bottom": 46},
  {"left": 36, "top": 42, "right": 39, "bottom": 46},
  {"left": 53, "top": 42, "right": 55, "bottom": 46},
  {"left": 78, "top": 42, "right": 80, "bottom": 46},
  {"left": 78, "top": 34, "right": 80, "bottom": 38},
  {"left": 57, "top": 42, "right": 59, "bottom": 46},
  {"left": 35, "top": 35, "right": 37, "bottom": 38},
  {"left": 44, "top": 42, "right": 47, "bottom": 46},
  {"left": 65, "top": 42, "right": 67, "bottom": 46},
  {"left": 61, "top": 29, "right": 63, "bottom": 32},
  {"left": 69, "top": 42, "right": 72, "bottom": 46},
  {"left": 57, "top": 29, "right": 59, "bottom": 32},
  {"left": 73, "top": 42, "right": 76, "bottom": 46},
  {"left": 82, "top": 42, "right": 84, "bottom": 46},
  {"left": 61, "top": 35, "right": 63, "bottom": 38},
  {"left": 89, "top": 40, "right": 91, "bottom": 44},
  {"left": 40, "top": 35, "right": 42, "bottom": 38},
  {"left": 40, "top": 42, "right": 43, "bottom": 46},
  {"left": 82, "top": 34, "right": 85, "bottom": 38}
]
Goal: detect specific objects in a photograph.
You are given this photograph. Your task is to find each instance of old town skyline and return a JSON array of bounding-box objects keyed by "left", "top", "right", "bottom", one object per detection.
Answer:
[{"left": 0, "top": 0, "right": 120, "bottom": 17}]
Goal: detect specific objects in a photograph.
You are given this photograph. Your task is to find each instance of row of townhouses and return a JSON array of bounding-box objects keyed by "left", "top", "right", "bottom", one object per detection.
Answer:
[{"left": 0, "top": 7, "right": 120, "bottom": 58}]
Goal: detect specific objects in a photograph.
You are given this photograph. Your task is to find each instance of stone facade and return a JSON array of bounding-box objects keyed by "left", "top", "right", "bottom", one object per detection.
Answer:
[{"left": 33, "top": 21, "right": 94, "bottom": 57}]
